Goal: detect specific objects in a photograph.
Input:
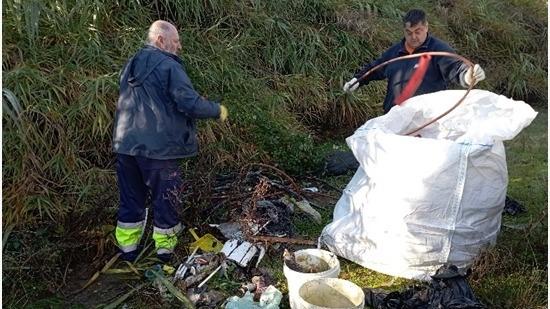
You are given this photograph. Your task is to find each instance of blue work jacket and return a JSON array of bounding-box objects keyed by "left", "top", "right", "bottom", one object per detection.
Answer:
[
  {"left": 112, "top": 45, "right": 221, "bottom": 159},
  {"left": 354, "top": 34, "right": 469, "bottom": 113}
]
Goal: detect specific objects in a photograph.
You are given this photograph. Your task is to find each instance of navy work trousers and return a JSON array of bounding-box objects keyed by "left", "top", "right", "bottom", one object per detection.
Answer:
[{"left": 116, "top": 154, "right": 182, "bottom": 230}]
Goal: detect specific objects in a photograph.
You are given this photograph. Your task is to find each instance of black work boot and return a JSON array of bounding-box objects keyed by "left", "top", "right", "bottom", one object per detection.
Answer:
[{"left": 157, "top": 253, "right": 173, "bottom": 263}]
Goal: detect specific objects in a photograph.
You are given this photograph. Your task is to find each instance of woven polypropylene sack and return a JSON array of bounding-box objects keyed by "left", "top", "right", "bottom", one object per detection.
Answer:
[{"left": 321, "top": 90, "right": 537, "bottom": 280}]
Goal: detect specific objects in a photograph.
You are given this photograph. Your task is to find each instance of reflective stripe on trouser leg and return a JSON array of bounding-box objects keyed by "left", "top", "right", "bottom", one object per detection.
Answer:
[
  {"left": 116, "top": 154, "right": 148, "bottom": 253},
  {"left": 152, "top": 223, "right": 182, "bottom": 254},
  {"left": 116, "top": 220, "right": 145, "bottom": 253},
  {"left": 135, "top": 156, "right": 183, "bottom": 255}
]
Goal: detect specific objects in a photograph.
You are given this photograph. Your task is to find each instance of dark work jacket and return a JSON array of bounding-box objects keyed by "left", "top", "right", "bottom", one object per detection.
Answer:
[
  {"left": 112, "top": 45, "right": 221, "bottom": 159},
  {"left": 354, "top": 34, "right": 469, "bottom": 113}
]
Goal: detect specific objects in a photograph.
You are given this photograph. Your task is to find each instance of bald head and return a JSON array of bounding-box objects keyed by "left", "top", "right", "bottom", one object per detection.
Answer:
[{"left": 147, "top": 20, "right": 181, "bottom": 55}]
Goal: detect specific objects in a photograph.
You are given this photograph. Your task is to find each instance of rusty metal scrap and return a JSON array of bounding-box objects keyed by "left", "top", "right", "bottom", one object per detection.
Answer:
[{"left": 247, "top": 235, "right": 316, "bottom": 246}]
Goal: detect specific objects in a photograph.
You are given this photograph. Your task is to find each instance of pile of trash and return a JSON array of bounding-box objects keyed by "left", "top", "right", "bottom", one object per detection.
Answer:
[
  {"left": 139, "top": 249, "right": 281, "bottom": 308},
  {"left": 136, "top": 226, "right": 283, "bottom": 308},
  {"left": 186, "top": 164, "right": 329, "bottom": 243},
  {"left": 135, "top": 164, "right": 333, "bottom": 308},
  {"left": 85, "top": 159, "right": 494, "bottom": 308}
]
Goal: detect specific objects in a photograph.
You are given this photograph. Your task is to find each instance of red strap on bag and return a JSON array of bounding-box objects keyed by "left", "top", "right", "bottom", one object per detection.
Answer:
[{"left": 394, "top": 54, "right": 432, "bottom": 105}]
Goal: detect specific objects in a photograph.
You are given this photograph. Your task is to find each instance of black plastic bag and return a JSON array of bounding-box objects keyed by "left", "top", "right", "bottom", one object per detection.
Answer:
[
  {"left": 364, "top": 264, "right": 486, "bottom": 309},
  {"left": 503, "top": 196, "right": 526, "bottom": 216},
  {"left": 324, "top": 150, "right": 359, "bottom": 175}
]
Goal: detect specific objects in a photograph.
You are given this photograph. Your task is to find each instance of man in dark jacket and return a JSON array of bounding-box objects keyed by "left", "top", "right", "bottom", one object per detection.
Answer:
[
  {"left": 112, "top": 20, "right": 227, "bottom": 262},
  {"left": 343, "top": 9, "right": 486, "bottom": 114},
  {"left": 326, "top": 9, "right": 486, "bottom": 175}
]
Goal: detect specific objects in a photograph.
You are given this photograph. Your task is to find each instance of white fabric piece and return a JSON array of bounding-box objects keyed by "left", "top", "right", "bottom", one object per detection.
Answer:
[{"left": 321, "top": 89, "right": 537, "bottom": 280}]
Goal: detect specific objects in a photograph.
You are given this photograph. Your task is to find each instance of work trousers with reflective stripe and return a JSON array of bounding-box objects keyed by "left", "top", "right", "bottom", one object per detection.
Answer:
[{"left": 115, "top": 154, "right": 183, "bottom": 256}]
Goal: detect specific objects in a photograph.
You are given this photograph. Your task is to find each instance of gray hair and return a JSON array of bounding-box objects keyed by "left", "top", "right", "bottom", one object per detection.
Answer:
[{"left": 147, "top": 20, "right": 176, "bottom": 45}]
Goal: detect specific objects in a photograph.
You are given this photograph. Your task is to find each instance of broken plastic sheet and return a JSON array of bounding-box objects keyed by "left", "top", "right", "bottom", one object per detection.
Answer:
[
  {"left": 221, "top": 239, "right": 266, "bottom": 268},
  {"left": 321, "top": 90, "right": 537, "bottom": 280}
]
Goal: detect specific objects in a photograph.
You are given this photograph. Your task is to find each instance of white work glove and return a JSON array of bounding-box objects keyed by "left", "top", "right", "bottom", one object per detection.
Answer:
[
  {"left": 463, "top": 64, "right": 486, "bottom": 87},
  {"left": 343, "top": 78, "right": 360, "bottom": 93}
]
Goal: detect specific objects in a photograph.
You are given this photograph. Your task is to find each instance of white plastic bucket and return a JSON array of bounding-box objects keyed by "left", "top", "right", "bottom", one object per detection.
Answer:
[
  {"left": 297, "top": 278, "right": 365, "bottom": 309},
  {"left": 283, "top": 249, "right": 340, "bottom": 309}
]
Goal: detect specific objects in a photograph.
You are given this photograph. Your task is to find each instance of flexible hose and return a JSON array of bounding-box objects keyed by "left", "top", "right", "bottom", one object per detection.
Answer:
[{"left": 350, "top": 51, "right": 475, "bottom": 136}]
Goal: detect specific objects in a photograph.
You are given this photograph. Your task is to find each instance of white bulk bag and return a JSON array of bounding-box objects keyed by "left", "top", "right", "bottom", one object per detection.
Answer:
[{"left": 321, "top": 90, "right": 537, "bottom": 280}]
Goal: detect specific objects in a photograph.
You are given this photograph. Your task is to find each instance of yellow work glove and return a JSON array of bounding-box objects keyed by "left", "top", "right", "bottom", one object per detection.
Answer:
[{"left": 219, "top": 105, "right": 228, "bottom": 122}]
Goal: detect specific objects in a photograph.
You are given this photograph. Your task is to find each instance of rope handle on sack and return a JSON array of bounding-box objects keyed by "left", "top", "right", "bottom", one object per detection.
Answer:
[{"left": 349, "top": 51, "right": 475, "bottom": 136}]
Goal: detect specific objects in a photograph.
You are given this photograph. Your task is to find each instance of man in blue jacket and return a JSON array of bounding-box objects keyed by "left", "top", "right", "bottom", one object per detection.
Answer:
[
  {"left": 343, "top": 9, "right": 486, "bottom": 114},
  {"left": 112, "top": 20, "right": 228, "bottom": 262}
]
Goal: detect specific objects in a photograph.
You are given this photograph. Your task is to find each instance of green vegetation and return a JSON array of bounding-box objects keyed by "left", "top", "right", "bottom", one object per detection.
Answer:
[
  {"left": 472, "top": 111, "right": 548, "bottom": 308},
  {"left": 2, "top": 0, "right": 547, "bottom": 307}
]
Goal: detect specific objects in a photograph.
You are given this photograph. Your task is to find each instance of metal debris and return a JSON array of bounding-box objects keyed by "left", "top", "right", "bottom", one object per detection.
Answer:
[{"left": 211, "top": 222, "right": 243, "bottom": 239}]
